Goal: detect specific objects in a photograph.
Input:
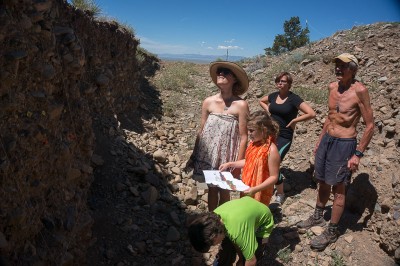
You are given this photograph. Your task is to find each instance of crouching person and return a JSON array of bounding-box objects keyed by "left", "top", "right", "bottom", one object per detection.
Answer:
[{"left": 188, "top": 196, "right": 274, "bottom": 266}]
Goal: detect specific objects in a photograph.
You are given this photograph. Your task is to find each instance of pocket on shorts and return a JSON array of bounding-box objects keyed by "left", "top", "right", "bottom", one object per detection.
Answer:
[{"left": 336, "top": 165, "right": 352, "bottom": 183}]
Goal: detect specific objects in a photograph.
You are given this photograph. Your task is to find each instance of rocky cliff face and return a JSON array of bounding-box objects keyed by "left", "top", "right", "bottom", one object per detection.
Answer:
[{"left": 0, "top": 0, "right": 159, "bottom": 264}]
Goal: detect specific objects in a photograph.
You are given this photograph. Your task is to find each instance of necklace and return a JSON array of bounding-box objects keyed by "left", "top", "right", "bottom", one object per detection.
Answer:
[
  {"left": 336, "top": 80, "right": 355, "bottom": 113},
  {"left": 223, "top": 96, "right": 233, "bottom": 111}
]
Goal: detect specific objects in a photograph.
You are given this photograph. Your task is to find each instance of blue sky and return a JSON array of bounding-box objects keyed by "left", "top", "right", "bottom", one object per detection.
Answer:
[{"left": 93, "top": 0, "right": 400, "bottom": 58}]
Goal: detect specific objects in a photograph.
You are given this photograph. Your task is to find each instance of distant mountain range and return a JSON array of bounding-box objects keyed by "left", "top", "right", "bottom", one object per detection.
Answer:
[{"left": 157, "top": 53, "right": 245, "bottom": 64}]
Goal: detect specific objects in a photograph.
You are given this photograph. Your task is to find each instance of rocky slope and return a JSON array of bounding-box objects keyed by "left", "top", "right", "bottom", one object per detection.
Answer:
[
  {"left": 85, "top": 22, "right": 399, "bottom": 265},
  {"left": 0, "top": 0, "right": 159, "bottom": 264}
]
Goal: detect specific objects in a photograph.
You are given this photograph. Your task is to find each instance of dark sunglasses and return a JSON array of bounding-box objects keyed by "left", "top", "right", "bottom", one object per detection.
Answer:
[
  {"left": 216, "top": 68, "right": 233, "bottom": 76},
  {"left": 335, "top": 63, "right": 350, "bottom": 69}
]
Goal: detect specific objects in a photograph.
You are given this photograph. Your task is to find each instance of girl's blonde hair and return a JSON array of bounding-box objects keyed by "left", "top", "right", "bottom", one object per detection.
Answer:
[{"left": 248, "top": 110, "right": 279, "bottom": 140}]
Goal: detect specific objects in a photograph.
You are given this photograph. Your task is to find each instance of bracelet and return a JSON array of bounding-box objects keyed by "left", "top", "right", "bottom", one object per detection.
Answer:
[{"left": 354, "top": 150, "right": 364, "bottom": 158}]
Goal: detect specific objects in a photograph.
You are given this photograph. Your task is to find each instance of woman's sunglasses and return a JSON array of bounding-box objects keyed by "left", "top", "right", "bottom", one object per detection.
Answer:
[{"left": 216, "top": 68, "right": 233, "bottom": 76}]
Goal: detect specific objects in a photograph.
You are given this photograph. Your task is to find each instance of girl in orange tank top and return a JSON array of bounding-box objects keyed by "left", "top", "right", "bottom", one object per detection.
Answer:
[{"left": 220, "top": 111, "right": 281, "bottom": 205}]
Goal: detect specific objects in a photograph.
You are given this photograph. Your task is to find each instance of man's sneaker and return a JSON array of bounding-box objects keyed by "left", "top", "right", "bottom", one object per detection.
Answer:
[
  {"left": 297, "top": 215, "right": 326, "bottom": 229},
  {"left": 310, "top": 228, "right": 338, "bottom": 251},
  {"left": 275, "top": 193, "right": 286, "bottom": 204}
]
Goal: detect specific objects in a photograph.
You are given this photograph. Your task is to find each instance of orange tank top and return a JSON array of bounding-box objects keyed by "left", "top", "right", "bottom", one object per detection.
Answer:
[{"left": 241, "top": 136, "right": 274, "bottom": 205}]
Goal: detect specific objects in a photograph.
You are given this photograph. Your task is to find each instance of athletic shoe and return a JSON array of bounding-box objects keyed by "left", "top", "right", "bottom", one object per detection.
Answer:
[
  {"left": 274, "top": 193, "right": 286, "bottom": 204},
  {"left": 310, "top": 228, "right": 338, "bottom": 250},
  {"left": 297, "top": 215, "right": 326, "bottom": 229}
]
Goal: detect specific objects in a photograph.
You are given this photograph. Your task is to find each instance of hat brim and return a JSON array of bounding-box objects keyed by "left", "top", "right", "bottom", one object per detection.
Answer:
[
  {"left": 333, "top": 55, "right": 352, "bottom": 63},
  {"left": 332, "top": 54, "right": 359, "bottom": 66},
  {"left": 209, "top": 61, "right": 249, "bottom": 95}
]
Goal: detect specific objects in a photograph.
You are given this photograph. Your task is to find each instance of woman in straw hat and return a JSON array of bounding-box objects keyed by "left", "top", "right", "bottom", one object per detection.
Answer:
[{"left": 188, "top": 61, "right": 249, "bottom": 212}]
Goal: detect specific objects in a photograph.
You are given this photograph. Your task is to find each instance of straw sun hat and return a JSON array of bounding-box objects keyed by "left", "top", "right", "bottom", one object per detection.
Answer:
[{"left": 209, "top": 61, "right": 249, "bottom": 95}]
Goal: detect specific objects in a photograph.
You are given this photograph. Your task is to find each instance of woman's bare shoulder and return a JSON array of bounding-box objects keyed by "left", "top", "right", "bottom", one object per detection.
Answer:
[
  {"left": 203, "top": 94, "right": 218, "bottom": 104},
  {"left": 233, "top": 98, "right": 248, "bottom": 107}
]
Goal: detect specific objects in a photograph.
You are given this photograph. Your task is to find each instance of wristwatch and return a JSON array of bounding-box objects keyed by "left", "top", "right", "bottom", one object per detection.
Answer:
[{"left": 354, "top": 150, "right": 364, "bottom": 158}]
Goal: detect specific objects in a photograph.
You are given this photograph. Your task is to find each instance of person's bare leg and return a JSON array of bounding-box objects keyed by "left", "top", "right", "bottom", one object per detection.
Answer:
[
  {"left": 316, "top": 181, "right": 331, "bottom": 208},
  {"left": 276, "top": 183, "right": 284, "bottom": 195},
  {"left": 310, "top": 182, "right": 343, "bottom": 250},
  {"left": 297, "top": 181, "right": 331, "bottom": 229},
  {"left": 208, "top": 186, "right": 219, "bottom": 212},
  {"left": 219, "top": 188, "right": 230, "bottom": 206},
  {"left": 331, "top": 183, "right": 346, "bottom": 223},
  {"left": 274, "top": 171, "right": 285, "bottom": 204}
]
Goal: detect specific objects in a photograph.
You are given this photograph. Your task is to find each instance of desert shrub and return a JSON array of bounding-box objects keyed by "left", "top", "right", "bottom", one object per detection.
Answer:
[
  {"left": 292, "top": 86, "right": 328, "bottom": 105},
  {"left": 136, "top": 47, "right": 156, "bottom": 65},
  {"left": 153, "top": 62, "right": 197, "bottom": 92},
  {"left": 330, "top": 251, "right": 346, "bottom": 266},
  {"left": 152, "top": 62, "right": 203, "bottom": 117},
  {"left": 277, "top": 245, "right": 292, "bottom": 263},
  {"left": 288, "top": 52, "right": 320, "bottom": 66},
  {"left": 288, "top": 52, "right": 306, "bottom": 65},
  {"left": 246, "top": 56, "right": 269, "bottom": 73},
  {"left": 117, "top": 21, "right": 135, "bottom": 35},
  {"left": 71, "top": 0, "right": 101, "bottom": 16}
]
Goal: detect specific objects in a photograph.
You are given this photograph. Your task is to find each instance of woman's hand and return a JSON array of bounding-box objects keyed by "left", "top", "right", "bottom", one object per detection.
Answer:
[
  {"left": 219, "top": 162, "right": 231, "bottom": 172},
  {"left": 286, "top": 119, "right": 297, "bottom": 130},
  {"left": 243, "top": 187, "right": 256, "bottom": 197}
]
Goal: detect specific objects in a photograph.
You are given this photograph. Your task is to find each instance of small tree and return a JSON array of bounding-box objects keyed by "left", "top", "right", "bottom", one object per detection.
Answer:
[{"left": 265, "top": 16, "right": 309, "bottom": 55}]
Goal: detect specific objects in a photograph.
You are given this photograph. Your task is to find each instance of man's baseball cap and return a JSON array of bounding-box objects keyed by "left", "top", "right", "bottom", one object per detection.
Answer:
[{"left": 333, "top": 53, "right": 359, "bottom": 66}]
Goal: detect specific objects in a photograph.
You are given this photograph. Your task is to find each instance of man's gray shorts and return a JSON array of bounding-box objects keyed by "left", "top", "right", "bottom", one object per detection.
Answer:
[{"left": 314, "top": 133, "right": 357, "bottom": 185}]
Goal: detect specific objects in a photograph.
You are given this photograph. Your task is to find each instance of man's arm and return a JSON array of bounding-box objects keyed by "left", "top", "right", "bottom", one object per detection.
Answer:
[
  {"left": 347, "top": 85, "right": 374, "bottom": 171},
  {"left": 355, "top": 85, "right": 374, "bottom": 152}
]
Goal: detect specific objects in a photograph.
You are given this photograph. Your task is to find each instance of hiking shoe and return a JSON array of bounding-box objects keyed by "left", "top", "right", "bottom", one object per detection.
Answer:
[
  {"left": 310, "top": 229, "right": 338, "bottom": 251},
  {"left": 297, "top": 215, "right": 326, "bottom": 229},
  {"left": 275, "top": 193, "right": 286, "bottom": 204}
]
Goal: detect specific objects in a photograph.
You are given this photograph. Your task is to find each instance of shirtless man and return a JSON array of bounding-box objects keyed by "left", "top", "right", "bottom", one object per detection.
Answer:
[{"left": 297, "top": 53, "right": 374, "bottom": 250}]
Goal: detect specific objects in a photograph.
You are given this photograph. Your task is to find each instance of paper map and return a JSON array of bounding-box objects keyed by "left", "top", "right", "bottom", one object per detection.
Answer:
[{"left": 203, "top": 170, "right": 250, "bottom": 191}]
